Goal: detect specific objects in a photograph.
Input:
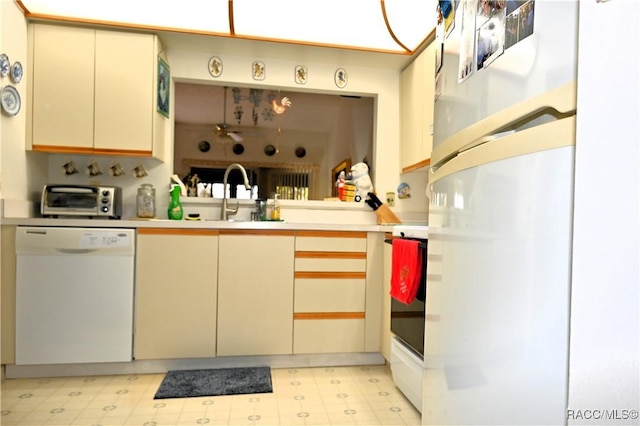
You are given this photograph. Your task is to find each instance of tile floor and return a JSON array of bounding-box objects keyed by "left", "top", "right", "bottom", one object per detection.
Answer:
[{"left": 1, "top": 365, "right": 421, "bottom": 426}]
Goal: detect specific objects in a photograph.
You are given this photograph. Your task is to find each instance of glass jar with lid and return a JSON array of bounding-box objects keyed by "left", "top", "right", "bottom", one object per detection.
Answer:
[{"left": 136, "top": 183, "right": 156, "bottom": 218}]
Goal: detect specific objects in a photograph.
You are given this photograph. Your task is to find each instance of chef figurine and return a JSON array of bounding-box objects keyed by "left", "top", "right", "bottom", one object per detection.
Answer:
[
  {"left": 351, "top": 162, "right": 374, "bottom": 202},
  {"left": 335, "top": 170, "right": 346, "bottom": 200}
]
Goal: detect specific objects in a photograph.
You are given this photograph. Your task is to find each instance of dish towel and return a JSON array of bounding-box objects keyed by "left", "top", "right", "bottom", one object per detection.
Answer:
[{"left": 390, "top": 239, "right": 423, "bottom": 304}]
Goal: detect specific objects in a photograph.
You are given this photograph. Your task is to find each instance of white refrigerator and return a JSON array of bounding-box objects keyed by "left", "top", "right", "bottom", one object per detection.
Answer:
[{"left": 423, "top": 1, "right": 578, "bottom": 424}]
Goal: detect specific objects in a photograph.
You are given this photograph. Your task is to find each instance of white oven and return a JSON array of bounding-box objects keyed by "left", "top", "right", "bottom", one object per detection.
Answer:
[{"left": 388, "top": 225, "right": 428, "bottom": 412}]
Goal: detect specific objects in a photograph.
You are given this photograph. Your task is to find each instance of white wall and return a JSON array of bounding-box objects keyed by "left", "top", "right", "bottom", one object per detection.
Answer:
[
  {"left": 0, "top": 13, "right": 403, "bottom": 217},
  {"left": 0, "top": 1, "right": 48, "bottom": 213},
  {"left": 569, "top": 1, "right": 640, "bottom": 424},
  {"left": 167, "top": 48, "right": 401, "bottom": 202}
]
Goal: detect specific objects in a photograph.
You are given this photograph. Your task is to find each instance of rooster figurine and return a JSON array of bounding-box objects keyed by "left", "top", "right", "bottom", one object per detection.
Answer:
[{"left": 272, "top": 96, "right": 292, "bottom": 115}]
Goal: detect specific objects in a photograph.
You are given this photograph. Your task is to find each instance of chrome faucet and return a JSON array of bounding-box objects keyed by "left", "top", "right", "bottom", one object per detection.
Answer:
[{"left": 220, "top": 163, "right": 251, "bottom": 221}]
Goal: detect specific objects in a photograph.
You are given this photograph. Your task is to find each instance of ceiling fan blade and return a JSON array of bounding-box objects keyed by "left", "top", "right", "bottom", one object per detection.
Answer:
[{"left": 228, "top": 132, "right": 244, "bottom": 142}]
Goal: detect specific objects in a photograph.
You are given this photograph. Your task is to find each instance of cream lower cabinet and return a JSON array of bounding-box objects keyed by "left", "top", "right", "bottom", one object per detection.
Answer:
[
  {"left": 217, "top": 231, "right": 295, "bottom": 356},
  {"left": 134, "top": 229, "right": 218, "bottom": 359},
  {"left": 1, "top": 226, "right": 17, "bottom": 365},
  {"left": 27, "top": 23, "right": 167, "bottom": 159},
  {"left": 293, "top": 231, "right": 368, "bottom": 354}
]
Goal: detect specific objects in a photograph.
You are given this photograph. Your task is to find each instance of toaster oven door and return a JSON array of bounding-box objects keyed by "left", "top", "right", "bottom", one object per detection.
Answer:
[{"left": 43, "top": 186, "right": 99, "bottom": 215}]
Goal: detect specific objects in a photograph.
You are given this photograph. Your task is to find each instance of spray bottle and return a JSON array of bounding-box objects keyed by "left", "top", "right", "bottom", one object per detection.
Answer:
[{"left": 167, "top": 184, "right": 183, "bottom": 220}]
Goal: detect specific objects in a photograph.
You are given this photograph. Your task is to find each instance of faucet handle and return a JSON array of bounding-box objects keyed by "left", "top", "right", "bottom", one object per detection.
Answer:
[{"left": 226, "top": 199, "right": 239, "bottom": 216}]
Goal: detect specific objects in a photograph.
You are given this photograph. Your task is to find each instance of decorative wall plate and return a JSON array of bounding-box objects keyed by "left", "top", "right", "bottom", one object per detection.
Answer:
[
  {"left": 264, "top": 144, "right": 277, "bottom": 156},
  {"left": 1, "top": 85, "right": 21, "bottom": 116},
  {"left": 10, "top": 61, "right": 23, "bottom": 84},
  {"left": 0, "top": 54, "right": 9, "bottom": 77},
  {"left": 397, "top": 182, "right": 411, "bottom": 199},
  {"left": 334, "top": 68, "right": 348, "bottom": 88},
  {"left": 198, "top": 140, "right": 211, "bottom": 152},
  {"left": 208, "top": 56, "right": 222, "bottom": 78},
  {"left": 252, "top": 61, "right": 265, "bottom": 80},
  {"left": 295, "top": 65, "right": 307, "bottom": 84}
]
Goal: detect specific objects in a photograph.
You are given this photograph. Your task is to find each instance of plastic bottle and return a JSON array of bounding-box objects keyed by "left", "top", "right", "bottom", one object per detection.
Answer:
[
  {"left": 167, "top": 184, "right": 183, "bottom": 220},
  {"left": 271, "top": 194, "right": 280, "bottom": 221}
]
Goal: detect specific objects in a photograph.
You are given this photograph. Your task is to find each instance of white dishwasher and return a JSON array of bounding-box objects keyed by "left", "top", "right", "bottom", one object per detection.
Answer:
[{"left": 15, "top": 227, "right": 135, "bottom": 365}]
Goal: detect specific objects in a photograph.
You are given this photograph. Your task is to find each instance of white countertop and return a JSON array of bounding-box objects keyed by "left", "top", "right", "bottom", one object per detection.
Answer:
[{"left": 0, "top": 216, "right": 392, "bottom": 232}]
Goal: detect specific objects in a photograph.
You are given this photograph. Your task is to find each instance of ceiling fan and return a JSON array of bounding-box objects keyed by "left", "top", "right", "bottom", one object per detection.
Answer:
[{"left": 214, "top": 86, "right": 244, "bottom": 143}]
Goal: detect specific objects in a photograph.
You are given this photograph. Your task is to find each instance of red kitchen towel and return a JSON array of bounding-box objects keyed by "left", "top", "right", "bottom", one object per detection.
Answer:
[{"left": 390, "top": 239, "right": 423, "bottom": 304}]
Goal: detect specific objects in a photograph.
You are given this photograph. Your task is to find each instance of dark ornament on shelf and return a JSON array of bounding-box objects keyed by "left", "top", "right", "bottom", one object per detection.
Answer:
[
  {"left": 295, "top": 147, "right": 306, "bottom": 158},
  {"left": 198, "top": 140, "right": 211, "bottom": 152},
  {"left": 264, "top": 144, "right": 277, "bottom": 156},
  {"left": 232, "top": 143, "right": 245, "bottom": 155}
]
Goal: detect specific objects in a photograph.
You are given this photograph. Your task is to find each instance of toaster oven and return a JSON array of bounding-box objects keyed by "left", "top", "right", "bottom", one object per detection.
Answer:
[{"left": 41, "top": 185, "right": 122, "bottom": 219}]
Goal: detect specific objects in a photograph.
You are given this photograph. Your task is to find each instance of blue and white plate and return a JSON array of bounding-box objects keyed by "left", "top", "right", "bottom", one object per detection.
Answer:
[
  {"left": 10, "top": 61, "right": 23, "bottom": 84},
  {"left": 1, "top": 85, "right": 21, "bottom": 116},
  {"left": 0, "top": 54, "right": 9, "bottom": 77}
]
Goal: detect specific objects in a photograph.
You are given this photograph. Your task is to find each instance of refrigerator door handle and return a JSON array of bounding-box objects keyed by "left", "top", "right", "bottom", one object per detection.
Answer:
[
  {"left": 432, "top": 81, "right": 577, "bottom": 169},
  {"left": 430, "top": 115, "right": 576, "bottom": 184}
]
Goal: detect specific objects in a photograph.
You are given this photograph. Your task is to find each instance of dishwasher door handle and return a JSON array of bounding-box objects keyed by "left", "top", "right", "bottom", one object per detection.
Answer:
[{"left": 55, "top": 248, "right": 99, "bottom": 255}]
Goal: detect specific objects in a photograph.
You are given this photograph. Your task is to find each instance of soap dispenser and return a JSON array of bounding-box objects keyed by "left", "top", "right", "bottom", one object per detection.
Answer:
[
  {"left": 271, "top": 194, "right": 281, "bottom": 221},
  {"left": 167, "top": 184, "right": 183, "bottom": 220}
]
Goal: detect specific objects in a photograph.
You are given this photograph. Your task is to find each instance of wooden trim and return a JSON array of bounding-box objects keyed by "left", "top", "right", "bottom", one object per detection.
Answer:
[
  {"left": 295, "top": 251, "right": 366, "bottom": 259},
  {"left": 294, "top": 312, "right": 365, "bottom": 320},
  {"left": 92, "top": 148, "right": 153, "bottom": 157},
  {"left": 138, "top": 228, "right": 219, "bottom": 236},
  {"left": 220, "top": 229, "right": 295, "bottom": 237},
  {"left": 19, "top": 12, "right": 416, "bottom": 55},
  {"left": 184, "top": 158, "right": 319, "bottom": 171},
  {"left": 228, "top": 0, "right": 235, "bottom": 35},
  {"left": 380, "top": 0, "right": 410, "bottom": 53},
  {"left": 31, "top": 145, "right": 152, "bottom": 157},
  {"left": 295, "top": 230, "right": 367, "bottom": 239},
  {"left": 295, "top": 271, "right": 366, "bottom": 279},
  {"left": 401, "top": 158, "right": 431, "bottom": 174},
  {"left": 32, "top": 145, "right": 94, "bottom": 154}
]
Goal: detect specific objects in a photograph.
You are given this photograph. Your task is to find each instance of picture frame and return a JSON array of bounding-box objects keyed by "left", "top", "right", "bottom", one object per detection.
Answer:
[
  {"left": 331, "top": 158, "right": 351, "bottom": 197},
  {"left": 295, "top": 65, "right": 308, "bottom": 84},
  {"left": 208, "top": 56, "right": 223, "bottom": 78},
  {"left": 252, "top": 61, "right": 265, "bottom": 80},
  {"left": 157, "top": 56, "right": 170, "bottom": 118},
  {"left": 334, "top": 68, "right": 348, "bottom": 88}
]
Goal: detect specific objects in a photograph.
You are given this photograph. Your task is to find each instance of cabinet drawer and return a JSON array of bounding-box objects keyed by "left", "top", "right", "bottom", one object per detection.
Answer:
[
  {"left": 295, "top": 257, "right": 366, "bottom": 272},
  {"left": 295, "top": 232, "right": 366, "bottom": 252},
  {"left": 294, "top": 278, "right": 365, "bottom": 312},
  {"left": 294, "top": 319, "right": 365, "bottom": 354}
]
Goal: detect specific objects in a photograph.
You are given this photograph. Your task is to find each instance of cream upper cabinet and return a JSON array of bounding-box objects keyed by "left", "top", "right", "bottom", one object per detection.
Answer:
[
  {"left": 27, "top": 23, "right": 166, "bottom": 159},
  {"left": 401, "top": 41, "right": 436, "bottom": 172},
  {"left": 29, "top": 24, "right": 95, "bottom": 150},
  {"left": 217, "top": 231, "right": 295, "bottom": 356},
  {"left": 134, "top": 229, "right": 218, "bottom": 359},
  {"left": 94, "top": 31, "right": 155, "bottom": 153}
]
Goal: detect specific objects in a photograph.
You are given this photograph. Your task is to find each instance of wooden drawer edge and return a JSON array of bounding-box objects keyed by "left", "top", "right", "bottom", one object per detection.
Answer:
[
  {"left": 294, "top": 271, "right": 366, "bottom": 279},
  {"left": 294, "top": 312, "right": 365, "bottom": 320},
  {"left": 138, "top": 228, "right": 219, "bottom": 236},
  {"left": 295, "top": 251, "right": 366, "bottom": 259},
  {"left": 220, "top": 229, "right": 295, "bottom": 236},
  {"left": 295, "top": 230, "right": 367, "bottom": 239}
]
